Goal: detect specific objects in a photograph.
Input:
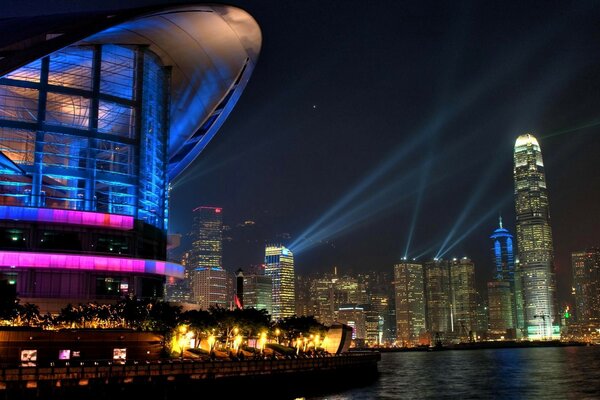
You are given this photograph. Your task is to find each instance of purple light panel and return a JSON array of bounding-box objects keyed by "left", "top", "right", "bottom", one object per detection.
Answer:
[
  {"left": 0, "top": 206, "right": 134, "bottom": 230},
  {"left": 0, "top": 251, "right": 184, "bottom": 278}
]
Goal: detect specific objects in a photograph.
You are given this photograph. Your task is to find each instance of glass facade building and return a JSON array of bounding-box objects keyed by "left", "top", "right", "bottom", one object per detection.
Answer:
[
  {"left": 449, "top": 257, "right": 478, "bottom": 339},
  {"left": 424, "top": 259, "right": 452, "bottom": 335},
  {"left": 572, "top": 248, "right": 600, "bottom": 325},
  {"left": 189, "top": 206, "right": 227, "bottom": 307},
  {"left": 0, "top": 5, "right": 261, "bottom": 312},
  {"left": 265, "top": 245, "right": 295, "bottom": 320},
  {"left": 243, "top": 274, "right": 273, "bottom": 315},
  {"left": 487, "top": 217, "right": 519, "bottom": 336},
  {"left": 394, "top": 262, "right": 426, "bottom": 346},
  {"left": 513, "top": 133, "right": 557, "bottom": 339},
  {"left": 0, "top": 44, "right": 169, "bottom": 229}
]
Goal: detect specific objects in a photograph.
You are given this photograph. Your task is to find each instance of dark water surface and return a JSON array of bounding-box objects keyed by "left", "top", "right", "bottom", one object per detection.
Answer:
[{"left": 309, "top": 346, "right": 600, "bottom": 399}]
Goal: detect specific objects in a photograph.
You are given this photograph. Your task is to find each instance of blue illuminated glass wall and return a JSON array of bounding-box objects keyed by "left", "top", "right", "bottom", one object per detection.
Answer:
[
  {"left": 0, "top": 44, "right": 169, "bottom": 229},
  {"left": 490, "top": 222, "right": 515, "bottom": 282}
]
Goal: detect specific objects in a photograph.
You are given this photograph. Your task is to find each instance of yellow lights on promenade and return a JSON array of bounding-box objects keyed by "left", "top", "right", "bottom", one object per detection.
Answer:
[
  {"left": 314, "top": 334, "right": 321, "bottom": 349},
  {"left": 259, "top": 332, "right": 267, "bottom": 353},
  {"left": 233, "top": 335, "right": 243, "bottom": 352},
  {"left": 275, "top": 328, "right": 281, "bottom": 344},
  {"left": 172, "top": 324, "right": 195, "bottom": 357},
  {"left": 208, "top": 335, "right": 216, "bottom": 352}
]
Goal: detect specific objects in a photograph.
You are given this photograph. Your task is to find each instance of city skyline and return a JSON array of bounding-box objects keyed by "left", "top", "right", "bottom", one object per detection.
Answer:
[{"left": 6, "top": 0, "right": 600, "bottom": 315}]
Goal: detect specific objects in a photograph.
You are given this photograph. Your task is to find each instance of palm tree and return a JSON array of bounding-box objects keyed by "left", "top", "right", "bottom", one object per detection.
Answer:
[{"left": 16, "top": 303, "right": 40, "bottom": 326}]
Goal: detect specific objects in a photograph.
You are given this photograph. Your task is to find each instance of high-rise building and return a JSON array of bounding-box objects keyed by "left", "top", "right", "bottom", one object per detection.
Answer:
[
  {"left": 243, "top": 274, "right": 273, "bottom": 315},
  {"left": 191, "top": 207, "right": 223, "bottom": 270},
  {"left": 513, "top": 133, "right": 557, "bottom": 339},
  {"left": 295, "top": 274, "right": 313, "bottom": 317},
  {"left": 337, "top": 305, "right": 366, "bottom": 342},
  {"left": 166, "top": 251, "right": 192, "bottom": 303},
  {"left": 487, "top": 281, "right": 514, "bottom": 337},
  {"left": 394, "top": 262, "right": 426, "bottom": 346},
  {"left": 450, "top": 257, "right": 478, "bottom": 339},
  {"left": 424, "top": 259, "right": 452, "bottom": 335},
  {"left": 309, "top": 275, "right": 336, "bottom": 325},
  {"left": 0, "top": 5, "right": 261, "bottom": 313},
  {"left": 487, "top": 218, "right": 518, "bottom": 337},
  {"left": 191, "top": 267, "right": 228, "bottom": 309},
  {"left": 190, "top": 206, "right": 227, "bottom": 308},
  {"left": 572, "top": 248, "right": 600, "bottom": 325},
  {"left": 265, "top": 245, "right": 295, "bottom": 320}
]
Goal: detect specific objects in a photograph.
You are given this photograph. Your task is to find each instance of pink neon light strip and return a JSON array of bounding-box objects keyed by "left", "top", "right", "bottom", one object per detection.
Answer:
[
  {"left": 0, "top": 251, "right": 184, "bottom": 278},
  {"left": 0, "top": 206, "right": 134, "bottom": 230}
]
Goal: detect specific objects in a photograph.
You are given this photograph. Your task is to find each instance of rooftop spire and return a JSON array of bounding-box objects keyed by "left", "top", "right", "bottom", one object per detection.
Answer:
[{"left": 499, "top": 215, "right": 503, "bottom": 229}]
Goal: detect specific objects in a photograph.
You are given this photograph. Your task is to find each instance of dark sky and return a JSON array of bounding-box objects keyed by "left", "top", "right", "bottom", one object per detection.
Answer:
[{"left": 7, "top": 1, "right": 600, "bottom": 303}]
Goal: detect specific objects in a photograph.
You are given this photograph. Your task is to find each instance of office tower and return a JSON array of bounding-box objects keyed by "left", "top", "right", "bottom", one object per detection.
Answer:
[
  {"left": 191, "top": 267, "right": 228, "bottom": 309},
  {"left": 265, "top": 245, "right": 295, "bottom": 320},
  {"left": 191, "top": 206, "right": 223, "bottom": 270},
  {"left": 306, "top": 273, "right": 336, "bottom": 325},
  {"left": 335, "top": 276, "right": 366, "bottom": 306},
  {"left": 572, "top": 248, "right": 600, "bottom": 325},
  {"left": 394, "top": 262, "right": 426, "bottom": 346},
  {"left": 475, "top": 292, "right": 489, "bottom": 339},
  {"left": 487, "top": 217, "right": 518, "bottom": 336},
  {"left": 166, "top": 251, "right": 192, "bottom": 303},
  {"left": 369, "top": 292, "right": 391, "bottom": 344},
  {"left": 295, "top": 274, "right": 312, "bottom": 317},
  {"left": 190, "top": 206, "right": 227, "bottom": 308},
  {"left": 337, "top": 305, "right": 367, "bottom": 342},
  {"left": 424, "top": 259, "right": 452, "bottom": 335},
  {"left": 243, "top": 274, "right": 273, "bottom": 315},
  {"left": 235, "top": 269, "right": 244, "bottom": 308},
  {"left": 487, "top": 281, "right": 514, "bottom": 337},
  {"left": 450, "top": 257, "right": 478, "bottom": 338},
  {"left": 513, "top": 134, "right": 557, "bottom": 339}
]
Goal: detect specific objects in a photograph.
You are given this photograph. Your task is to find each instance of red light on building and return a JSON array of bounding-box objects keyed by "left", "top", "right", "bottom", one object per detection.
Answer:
[{"left": 215, "top": 208, "right": 222, "bottom": 213}]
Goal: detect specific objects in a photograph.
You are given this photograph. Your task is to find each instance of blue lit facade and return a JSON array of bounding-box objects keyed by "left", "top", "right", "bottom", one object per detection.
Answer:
[
  {"left": 490, "top": 217, "right": 515, "bottom": 282},
  {"left": 0, "top": 45, "right": 168, "bottom": 229},
  {"left": 0, "top": 5, "right": 261, "bottom": 312},
  {"left": 488, "top": 217, "right": 518, "bottom": 335}
]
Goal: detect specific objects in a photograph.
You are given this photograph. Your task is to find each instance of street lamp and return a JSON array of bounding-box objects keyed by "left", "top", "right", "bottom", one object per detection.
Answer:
[{"left": 259, "top": 332, "right": 267, "bottom": 354}]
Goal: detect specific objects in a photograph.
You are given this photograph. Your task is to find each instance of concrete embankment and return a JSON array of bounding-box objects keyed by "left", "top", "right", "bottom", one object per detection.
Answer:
[{"left": 0, "top": 352, "right": 381, "bottom": 399}]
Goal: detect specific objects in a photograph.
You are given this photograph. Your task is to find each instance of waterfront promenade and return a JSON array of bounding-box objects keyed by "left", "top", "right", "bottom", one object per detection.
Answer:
[{"left": 0, "top": 352, "right": 380, "bottom": 398}]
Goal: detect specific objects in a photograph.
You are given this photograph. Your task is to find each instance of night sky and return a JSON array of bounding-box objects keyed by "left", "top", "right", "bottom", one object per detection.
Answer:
[{"left": 7, "top": 1, "right": 600, "bottom": 303}]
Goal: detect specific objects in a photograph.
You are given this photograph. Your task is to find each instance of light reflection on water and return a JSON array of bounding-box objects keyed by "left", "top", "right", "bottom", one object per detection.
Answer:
[{"left": 309, "top": 346, "right": 600, "bottom": 400}]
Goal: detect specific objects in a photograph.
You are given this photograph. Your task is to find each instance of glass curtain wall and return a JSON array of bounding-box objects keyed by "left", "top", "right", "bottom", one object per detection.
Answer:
[{"left": 0, "top": 44, "right": 169, "bottom": 229}]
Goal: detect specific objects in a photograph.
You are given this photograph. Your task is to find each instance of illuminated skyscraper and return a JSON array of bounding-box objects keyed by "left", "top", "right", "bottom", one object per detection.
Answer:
[
  {"left": 394, "top": 261, "right": 426, "bottom": 346},
  {"left": 487, "top": 281, "right": 514, "bottom": 337},
  {"left": 265, "top": 245, "right": 295, "bottom": 320},
  {"left": 487, "top": 218, "right": 518, "bottom": 337},
  {"left": 513, "top": 133, "right": 557, "bottom": 339},
  {"left": 424, "top": 259, "right": 452, "bottom": 335},
  {"left": 572, "top": 248, "right": 600, "bottom": 325},
  {"left": 337, "top": 305, "right": 366, "bottom": 341},
  {"left": 190, "top": 206, "right": 227, "bottom": 308},
  {"left": 309, "top": 275, "right": 336, "bottom": 325},
  {"left": 449, "top": 257, "right": 478, "bottom": 338},
  {"left": 243, "top": 274, "right": 273, "bottom": 315},
  {"left": 191, "top": 207, "right": 223, "bottom": 269}
]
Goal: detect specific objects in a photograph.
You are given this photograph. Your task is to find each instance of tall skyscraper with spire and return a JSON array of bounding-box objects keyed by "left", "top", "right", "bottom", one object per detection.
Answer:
[
  {"left": 487, "top": 217, "right": 519, "bottom": 338},
  {"left": 513, "top": 133, "right": 557, "bottom": 339}
]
